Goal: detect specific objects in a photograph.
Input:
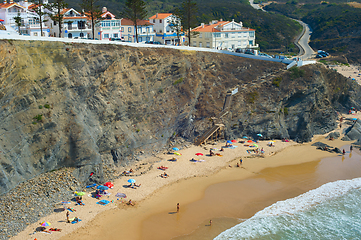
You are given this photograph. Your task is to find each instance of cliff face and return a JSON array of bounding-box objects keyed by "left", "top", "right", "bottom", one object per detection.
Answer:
[{"left": 0, "top": 40, "right": 360, "bottom": 194}]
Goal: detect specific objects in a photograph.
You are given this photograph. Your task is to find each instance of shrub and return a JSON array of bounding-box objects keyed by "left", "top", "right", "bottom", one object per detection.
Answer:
[
  {"left": 33, "top": 114, "right": 43, "bottom": 121},
  {"left": 173, "top": 77, "right": 184, "bottom": 85},
  {"left": 272, "top": 77, "right": 282, "bottom": 87},
  {"left": 159, "top": 88, "right": 164, "bottom": 93},
  {"left": 247, "top": 91, "right": 259, "bottom": 104},
  {"left": 288, "top": 66, "right": 305, "bottom": 79},
  {"left": 284, "top": 107, "right": 289, "bottom": 115},
  {"left": 39, "top": 105, "right": 43, "bottom": 109},
  {"left": 44, "top": 104, "right": 50, "bottom": 109}
]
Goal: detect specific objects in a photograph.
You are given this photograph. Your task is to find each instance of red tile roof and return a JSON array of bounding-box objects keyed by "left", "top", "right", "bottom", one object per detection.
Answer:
[
  {"left": 101, "top": 11, "right": 115, "bottom": 19},
  {"left": 192, "top": 21, "right": 255, "bottom": 32},
  {"left": 121, "top": 18, "right": 153, "bottom": 26},
  {"left": 149, "top": 13, "right": 172, "bottom": 20},
  {"left": 0, "top": 2, "right": 25, "bottom": 9},
  {"left": 28, "top": 3, "right": 40, "bottom": 10}
]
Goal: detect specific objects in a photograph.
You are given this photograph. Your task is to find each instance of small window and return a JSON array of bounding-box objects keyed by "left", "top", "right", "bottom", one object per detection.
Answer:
[
  {"left": 225, "top": 33, "right": 229, "bottom": 38},
  {"left": 199, "top": 42, "right": 202, "bottom": 47},
  {"left": 128, "top": 27, "right": 131, "bottom": 32},
  {"left": 249, "top": 40, "right": 253, "bottom": 46},
  {"left": 104, "top": 33, "right": 109, "bottom": 38},
  {"left": 153, "top": 19, "right": 155, "bottom": 23},
  {"left": 199, "top": 33, "right": 202, "bottom": 38},
  {"left": 121, "top": 27, "right": 124, "bottom": 32},
  {"left": 114, "top": 33, "right": 118, "bottom": 38},
  {"left": 160, "top": 19, "right": 162, "bottom": 23},
  {"left": 250, "top": 31, "right": 254, "bottom": 37},
  {"left": 206, "top": 42, "right": 210, "bottom": 48},
  {"left": 193, "top": 41, "right": 197, "bottom": 47},
  {"left": 139, "top": 37, "right": 142, "bottom": 42}
]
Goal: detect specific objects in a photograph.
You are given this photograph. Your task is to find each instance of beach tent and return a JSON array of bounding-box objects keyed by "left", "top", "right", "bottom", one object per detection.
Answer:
[{"left": 97, "top": 185, "right": 109, "bottom": 191}]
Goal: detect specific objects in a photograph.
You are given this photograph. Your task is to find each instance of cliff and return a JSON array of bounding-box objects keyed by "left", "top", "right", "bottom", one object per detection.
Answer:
[{"left": 1, "top": 40, "right": 360, "bottom": 195}]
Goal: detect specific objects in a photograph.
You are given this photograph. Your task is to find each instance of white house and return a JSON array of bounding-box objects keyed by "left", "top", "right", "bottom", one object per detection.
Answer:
[
  {"left": 121, "top": 18, "right": 154, "bottom": 43},
  {"left": 149, "top": 13, "right": 184, "bottom": 45},
  {"left": 53, "top": 8, "right": 91, "bottom": 39},
  {"left": 95, "top": 7, "right": 121, "bottom": 40},
  {"left": 0, "top": 0, "right": 50, "bottom": 36},
  {"left": 191, "top": 19, "right": 258, "bottom": 50}
]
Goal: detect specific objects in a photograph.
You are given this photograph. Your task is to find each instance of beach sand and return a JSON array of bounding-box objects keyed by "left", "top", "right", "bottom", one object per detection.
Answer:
[
  {"left": 332, "top": 64, "right": 361, "bottom": 84},
  {"left": 11, "top": 113, "right": 359, "bottom": 240}
]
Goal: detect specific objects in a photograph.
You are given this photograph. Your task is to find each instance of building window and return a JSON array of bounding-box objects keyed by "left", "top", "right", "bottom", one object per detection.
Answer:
[
  {"left": 114, "top": 33, "right": 118, "bottom": 38},
  {"left": 224, "top": 33, "right": 229, "bottom": 38},
  {"left": 160, "top": 19, "right": 162, "bottom": 23},
  {"left": 68, "top": 33, "right": 72, "bottom": 38},
  {"left": 121, "top": 27, "right": 124, "bottom": 32},
  {"left": 146, "top": 37, "right": 150, "bottom": 41},
  {"left": 153, "top": 19, "right": 155, "bottom": 23},
  {"left": 128, "top": 27, "right": 131, "bottom": 32},
  {"left": 193, "top": 41, "right": 197, "bottom": 47},
  {"left": 199, "top": 42, "right": 202, "bottom": 47},
  {"left": 250, "top": 31, "right": 254, "bottom": 37},
  {"left": 206, "top": 42, "right": 210, "bottom": 48},
  {"left": 231, "top": 33, "right": 235, "bottom": 38},
  {"left": 160, "top": 30, "right": 162, "bottom": 33},
  {"left": 249, "top": 40, "right": 253, "bottom": 46},
  {"left": 104, "top": 33, "right": 109, "bottom": 38},
  {"left": 80, "top": 32, "right": 84, "bottom": 38},
  {"left": 199, "top": 33, "right": 202, "bottom": 38},
  {"left": 139, "top": 37, "right": 142, "bottom": 42},
  {"left": 214, "top": 33, "right": 221, "bottom": 38},
  {"left": 53, "top": 21, "right": 57, "bottom": 26}
]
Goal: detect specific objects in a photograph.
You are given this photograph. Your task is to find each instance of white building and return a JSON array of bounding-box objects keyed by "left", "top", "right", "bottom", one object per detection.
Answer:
[
  {"left": 0, "top": 0, "right": 50, "bottom": 36},
  {"left": 191, "top": 19, "right": 258, "bottom": 50},
  {"left": 121, "top": 18, "right": 154, "bottom": 43},
  {"left": 149, "top": 13, "right": 184, "bottom": 45},
  {"left": 52, "top": 8, "right": 91, "bottom": 39},
  {"left": 95, "top": 7, "right": 121, "bottom": 40}
]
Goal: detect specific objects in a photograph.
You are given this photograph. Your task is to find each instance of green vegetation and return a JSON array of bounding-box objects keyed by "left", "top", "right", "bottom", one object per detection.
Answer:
[
  {"left": 159, "top": 88, "right": 164, "bottom": 93},
  {"left": 44, "top": 104, "right": 50, "bottom": 109},
  {"left": 247, "top": 91, "right": 259, "bottom": 104},
  {"left": 39, "top": 105, "right": 43, "bottom": 109},
  {"left": 288, "top": 66, "right": 305, "bottom": 79},
  {"left": 33, "top": 114, "right": 43, "bottom": 122},
  {"left": 284, "top": 107, "right": 289, "bottom": 115},
  {"left": 272, "top": 77, "right": 282, "bottom": 87},
  {"left": 173, "top": 77, "right": 184, "bottom": 85}
]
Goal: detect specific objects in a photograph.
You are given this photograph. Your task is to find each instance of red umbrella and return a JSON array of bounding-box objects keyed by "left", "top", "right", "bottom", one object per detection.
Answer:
[
  {"left": 247, "top": 140, "right": 253, "bottom": 143},
  {"left": 195, "top": 153, "right": 203, "bottom": 156},
  {"left": 0, "top": 19, "right": 4, "bottom": 22},
  {"left": 231, "top": 140, "right": 237, "bottom": 143},
  {"left": 104, "top": 182, "right": 114, "bottom": 188}
]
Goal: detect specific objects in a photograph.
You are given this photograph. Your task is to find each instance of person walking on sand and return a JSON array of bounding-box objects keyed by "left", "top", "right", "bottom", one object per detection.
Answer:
[
  {"left": 350, "top": 145, "right": 353, "bottom": 151},
  {"left": 66, "top": 211, "right": 70, "bottom": 223},
  {"left": 210, "top": 220, "right": 212, "bottom": 226},
  {"left": 177, "top": 203, "right": 180, "bottom": 213},
  {"left": 240, "top": 158, "right": 243, "bottom": 165},
  {"left": 343, "top": 149, "right": 346, "bottom": 155}
]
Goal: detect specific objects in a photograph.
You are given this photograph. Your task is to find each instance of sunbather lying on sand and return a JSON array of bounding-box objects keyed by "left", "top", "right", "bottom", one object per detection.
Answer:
[
  {"left": 49, "top": 228, "right": 62, "bottom": 232},
  {"left": 76, "top": 199, "right": 85, "bottom": 206},
  {"left": 128, "top": 199, "right": 135, "bottom": 206},
  {"left": 40, "top": 227, "right": 50, "bottom": 233},
  {"left": 160, "top": 172, "right": 169, "bottom": 178}
]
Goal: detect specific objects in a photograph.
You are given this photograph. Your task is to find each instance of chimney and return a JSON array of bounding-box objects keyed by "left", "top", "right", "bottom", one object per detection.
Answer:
[
  {"left": 201, "top": 23, "right": 204, "bottom": 28},
  {"left": 102, "top": 7, "right": 107, "bottom": 13},
  {"left": 3, "top": 0, "right": 6, "bottom": 4},
  {"left": 220, "top": 18, "right": 223, "bottom": 22},
  {"left": 156, "top": 13, "right": 158, "bottom": 18},
  {"left": 10, "top": 0, "right": 13, "bottom": 3},
  {"left": 239, "top": 21, "right": 243, "bottom": 27}
]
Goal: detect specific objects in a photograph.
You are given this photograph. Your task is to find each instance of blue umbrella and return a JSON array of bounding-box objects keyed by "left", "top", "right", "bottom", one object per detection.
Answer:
[
  {"left": 242, "top": 136, "right": 248, "bottom": 139},
  {"left": 172, "top": 147, "right": 179, "bottom": 151},
  {"left": 86, "top": 183, "right": 96, "bottom": 188},
  {"left": 128, "top": 179, "right": 136, "bottom": 184},
  {"left": 226, "top": 140, "right": 232, "bottom": 144},
  {"left": 352, "top": 118, "right": 357, "bottom": 121},
  {"left": 97, "top": 185, "right": 109, "bottom": 191}
]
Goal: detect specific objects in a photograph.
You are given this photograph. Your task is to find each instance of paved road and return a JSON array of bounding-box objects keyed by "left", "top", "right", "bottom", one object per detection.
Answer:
[{"left": 248, "top": 0, "right": 315, "bottom": 60}]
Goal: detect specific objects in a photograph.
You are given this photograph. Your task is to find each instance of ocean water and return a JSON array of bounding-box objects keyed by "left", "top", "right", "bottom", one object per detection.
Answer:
[{"left": 215, "top": 178, "right": 361, "bottom": 240}]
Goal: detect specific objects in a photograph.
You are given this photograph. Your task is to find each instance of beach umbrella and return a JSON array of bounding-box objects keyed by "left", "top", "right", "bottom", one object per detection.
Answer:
[
  {"left": 231, "top": 140, "right": 237, "bottom": 143},
  {"left": 247, "top": 140, "right": 253, "bottom": 143},
  {"left": 174, "top": 152, "right": 181, "bottom": 156},
  {"left": 75, "top": 192, "right": 85, "bottom": 196},
  {"left": 242, "top": 136, "right": 248, "bottom": 139},
  {"left": 352, "top": 78, "right": 356, "bottom": 80},
  {"left": 40, "top": 222, "right": 51, "bottom": 227},
  {"left": 128, "top": 179, "right": 136, "bottom": 184},
  {"left": 195, "top": 153, "right": 203, "bottom": 156},
  {"left": 86, "top": 183, "right": 96, "bottom": 188},
  {"left": 226, "top": 140, "right": 232, "bottom": 144},
  {"left": 115, "top": 193, "right": 127, "bottom": 198},
  {"left": 253, "top": 144, "right": 259, "bottom": 148},
  {"left": 104, "top": 182, "right": 114, "bottom": 188},
  {"left": 97, "top": 185, "right": 109, "bottom": 191},
  {"left": 352, "top": 118, "right": 357, "bottom": 121},
  {"left": 257, "top": 134, "right": 263, "bottom": 137},
  {"left": 172, "top": 147, "right": 179, "bottom": 151}
]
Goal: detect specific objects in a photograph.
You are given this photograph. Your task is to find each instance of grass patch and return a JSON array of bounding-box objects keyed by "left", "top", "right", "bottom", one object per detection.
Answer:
[
  {"left": 247, "top": 91, "right": 259, "bottom": 104},
  {"left": 272, "top": 77, "right": 282, "bottom": 87},
  {"left": 44, "top": 104, "right": 50, "bottom": 109},
  {"left": 33, "top": 114, "right": 43, "bottom": 122},
  {"left": 38, "top": 105, "right": 43, "bottom": 109},
  {"left": 284, "top": 107, "right": 289, "bottom": 115},
  {"left": 288, "top": 66, "right": 305, "bottom": 79},
  {"left": 173, "top": 78, "right": 184, "bottom": 85},
  {"left": 159, "top": 88, "right": 164, "bottom": 93}
]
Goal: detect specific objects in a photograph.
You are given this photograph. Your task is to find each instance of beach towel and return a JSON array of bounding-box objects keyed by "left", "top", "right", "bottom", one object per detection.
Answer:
[
  {"left": 67, "top": 207, "right": 75, "bottom": 212},
  {"left": 86, "top": 183, "right": 96, "bottom": 188},
  {"left": 97, "top": 200, "right": 110, "bottom": 206},
  {"left": 228, "top": 146, "right": 238, "bottom": 149},
  {"left": 71, "top": 219, "right": 82, "bottom": 224}
]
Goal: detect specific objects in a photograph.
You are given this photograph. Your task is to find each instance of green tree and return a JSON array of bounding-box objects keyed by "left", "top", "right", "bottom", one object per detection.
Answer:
[
  {"left": 46, "top": 0, "right": 68, "bottom": 38},
  {"left": 30, "top": 0, "right": 48, "bottom": 36},
  {"left": 81, "top": 0, "right": 102, "bottom": 39},
  {"left": 123, "top": 0, "right": 147, "bottom": 43},
  {"left": 177, "top": 0, "right": 198, "bottom": 46},
  {"left": 13, "top": 13, "right": 22, "bottom": 35},
  {"left": 168, "top": 11, "right": 183, "bottom": 45}
]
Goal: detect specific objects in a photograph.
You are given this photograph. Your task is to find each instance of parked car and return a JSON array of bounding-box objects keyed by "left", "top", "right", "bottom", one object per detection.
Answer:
[
  {"left": 110, "top": 38, "right": 124, "bottom": 42},
  {"left": 259, "top": 52, "right": 273, "bottom": 58},
  {"left": 316, "top": 54, "right": 324, "bottom": 58},
  {"left": 318, "top": 50, "right": 329, "bottom": 56},
  {"left": 244, "top": 49, "right": 255, "bottom": 55},
  {"left": 235, "top": 48, "right": 242, "bottom": 53},
  {"left": 145, "top": 41, "right": 162, "bottom": 45}
]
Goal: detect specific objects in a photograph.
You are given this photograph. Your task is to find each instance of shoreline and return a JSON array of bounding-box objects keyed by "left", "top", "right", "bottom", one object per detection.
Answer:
[{"left": 10, "top": 113, "right": 356, "bottom": 240}]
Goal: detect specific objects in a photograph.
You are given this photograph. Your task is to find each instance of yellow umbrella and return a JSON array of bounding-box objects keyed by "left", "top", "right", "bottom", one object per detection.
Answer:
[{"left": 174, "top": 152, "right": 181, "bottom": 156}]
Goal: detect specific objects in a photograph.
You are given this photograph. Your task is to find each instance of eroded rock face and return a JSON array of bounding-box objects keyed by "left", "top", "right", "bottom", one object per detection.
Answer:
[{"left": 0, "top": 40, "right": 360, "bottom": 194}]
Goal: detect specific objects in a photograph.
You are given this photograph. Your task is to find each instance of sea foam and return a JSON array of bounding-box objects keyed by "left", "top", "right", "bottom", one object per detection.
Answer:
[{"left": 215, "top": 177, "right": 361, "bottom": 239}]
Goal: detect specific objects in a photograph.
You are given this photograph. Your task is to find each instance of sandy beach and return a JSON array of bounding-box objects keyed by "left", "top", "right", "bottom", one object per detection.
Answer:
[
  {"left": 331, "top": 64, "right": 361, "bottom": 84},
  {"left": 11, "top": 112, "right": 361, "bottom": 240}
]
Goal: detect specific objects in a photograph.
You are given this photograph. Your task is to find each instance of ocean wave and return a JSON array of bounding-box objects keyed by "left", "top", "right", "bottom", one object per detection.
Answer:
[{"left": 215, "top": 177, "right": 361, "bottom": 240}]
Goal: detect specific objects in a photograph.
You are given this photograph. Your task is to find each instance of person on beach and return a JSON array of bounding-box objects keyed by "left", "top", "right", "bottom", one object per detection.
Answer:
[
  {"left": 350, "top": 145, "right": 353, "bottom": 151},
  {"left": 210, "top": 220, "right": 212, "bottom": 226},
  {"left": 220, "top": 147, "right": 224, "bottom": 152},
  {"left": 236, "top": 162, "right": 240, "bottom": 167},
  {"left": 128, "top": 199, "right": 134, "bottom": 206},
  {"left": 210, "top": 149, "right": 214, "bottom": 156},
  {"left": 66, "top": 211, "right": 70, "bottom": 223},
  {"left": 343, "top": 149, "right": 346, "bottom": 155},
  {"left": 177, "top": 203, "right": 180, "bottom": 213},
  {"left": 240, "top": 159, "right": 243, "bottom": 165}
]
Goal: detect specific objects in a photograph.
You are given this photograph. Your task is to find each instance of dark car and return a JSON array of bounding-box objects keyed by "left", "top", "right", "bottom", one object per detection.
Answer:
[
  {"left": 316, "top": 54, "right": 324, "bottom": 58},
  {"left": 145, "top": 41, "right": 162, "bottom": 45},
  {"left": 235, "top": 48, "right": 242, "bottom": 53}
]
